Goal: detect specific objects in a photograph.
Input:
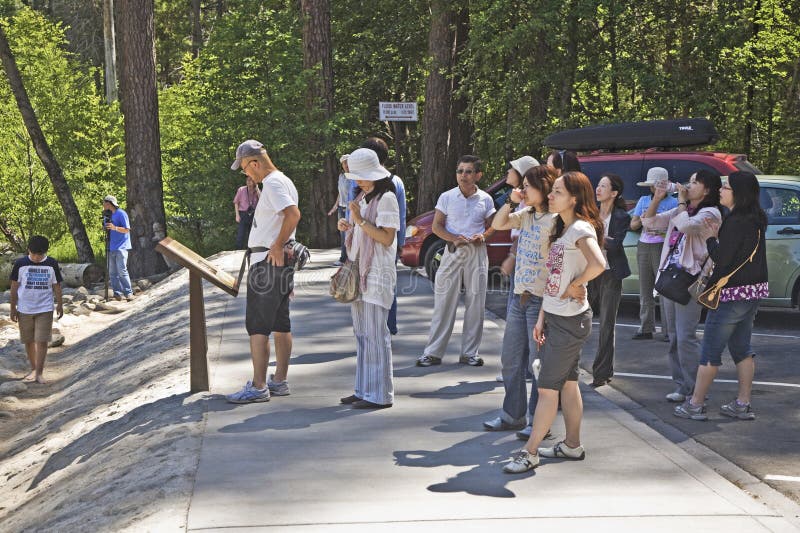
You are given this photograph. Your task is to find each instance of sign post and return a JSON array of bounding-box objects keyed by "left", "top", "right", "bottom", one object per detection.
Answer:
[{"left": 155, "top": 237, "right": 241, "bottom": 392}]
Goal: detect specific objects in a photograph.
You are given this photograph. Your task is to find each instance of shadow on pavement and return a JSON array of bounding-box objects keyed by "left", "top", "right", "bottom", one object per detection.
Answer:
[
  {"left": 394, "top": 433, "right": 532, "bottom": 498},
  {"left": 216, "top": 404, "right": 364, "bottom": 433},
  {"left": 409, "top": 380, "right": 500, "bottom": 399}
]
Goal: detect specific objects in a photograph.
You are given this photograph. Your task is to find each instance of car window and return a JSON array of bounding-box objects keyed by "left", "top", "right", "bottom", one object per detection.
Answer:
[
  {"left": 760, "top": 187, "right": 800, "bottom": 225},
  {"left": 581, "top": 160, "right": 644, "bottom": 201},
  {"left": 734, "top": 160, "right": 762, "bottom": 174},
  {"left": 645, "top": 160, "right": 719, "bottom": 183}
]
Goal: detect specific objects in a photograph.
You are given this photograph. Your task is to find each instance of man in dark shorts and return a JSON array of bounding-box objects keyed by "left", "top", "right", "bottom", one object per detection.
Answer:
[{"left": 226, "top": 140, "right": 301, "bottom": 404}]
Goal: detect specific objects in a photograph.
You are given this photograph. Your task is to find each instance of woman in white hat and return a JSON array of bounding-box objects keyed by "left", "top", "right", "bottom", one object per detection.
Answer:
[
  {"left": 337, "top": 148, "right": 400, "bottom": 409},
  {"left": 630, "top": 167, "right": 678, "bottom": 341}
]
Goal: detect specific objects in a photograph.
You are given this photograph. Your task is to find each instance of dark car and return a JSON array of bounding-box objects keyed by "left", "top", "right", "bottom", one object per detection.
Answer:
[{"left": 401, "top": 150, "right": 760, "bottom": 281}]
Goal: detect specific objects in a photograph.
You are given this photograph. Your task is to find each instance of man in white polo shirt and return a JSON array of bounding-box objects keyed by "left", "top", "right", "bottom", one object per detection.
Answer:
[
  {"left": 226, "top": 140, "right": 301, "bottom": 403},
  {"left": 417, "top": 155, "right": 496, "bottom": 367}
]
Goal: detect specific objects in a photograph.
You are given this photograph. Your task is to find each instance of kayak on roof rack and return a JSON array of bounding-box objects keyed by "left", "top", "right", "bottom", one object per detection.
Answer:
[{"left": 543, "top": 118, "right": 720, "bottom": 151}]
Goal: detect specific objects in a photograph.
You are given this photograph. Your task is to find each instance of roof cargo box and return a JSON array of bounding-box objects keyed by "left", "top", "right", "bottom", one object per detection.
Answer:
[{"left": 543, "top": 118, "right": 720, "bottom": 151}]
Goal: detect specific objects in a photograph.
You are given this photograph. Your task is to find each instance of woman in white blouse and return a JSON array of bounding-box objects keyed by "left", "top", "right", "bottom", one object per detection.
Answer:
[{"left": 336, "top": 148, "right": 400, "bottom": 409}]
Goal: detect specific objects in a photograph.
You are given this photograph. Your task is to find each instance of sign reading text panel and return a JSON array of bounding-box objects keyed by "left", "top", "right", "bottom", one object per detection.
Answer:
[
  {"left": 379, "top": 101, "right": 418, "bottom": 122},
  {"left": 156, "top": 237, "right": 240, "bottom": 297}
]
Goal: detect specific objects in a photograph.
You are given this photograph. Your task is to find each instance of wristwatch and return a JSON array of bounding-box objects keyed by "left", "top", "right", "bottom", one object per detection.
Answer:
[{"left": 506, "top": 196, "right": 518, "bottom": 208}]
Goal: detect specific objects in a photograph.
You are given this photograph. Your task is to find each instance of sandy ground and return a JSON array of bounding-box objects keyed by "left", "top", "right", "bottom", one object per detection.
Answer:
[{"left": 0, "top": 252, "right": 240, "bottom": 532}]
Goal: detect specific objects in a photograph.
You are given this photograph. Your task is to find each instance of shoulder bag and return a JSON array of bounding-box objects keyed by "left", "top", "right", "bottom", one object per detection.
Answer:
[
  {"left": 697, "top": 230, "right": 760, "bottom": 310},
  {"left": 654, "top": 235, "right": 709, "bottom": 306},
  {"left": 329, "top": 259, "right": 360, "bottom": 303}
]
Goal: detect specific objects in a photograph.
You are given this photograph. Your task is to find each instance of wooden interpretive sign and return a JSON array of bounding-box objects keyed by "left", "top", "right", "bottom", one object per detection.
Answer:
[{"left": 155, "top": 237, "right": 241, "bottom": 392}]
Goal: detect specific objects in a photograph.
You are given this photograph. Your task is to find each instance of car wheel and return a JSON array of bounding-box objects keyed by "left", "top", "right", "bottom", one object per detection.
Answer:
[{"left": 424, "top": 239, "right": 445, "bottom": 282}]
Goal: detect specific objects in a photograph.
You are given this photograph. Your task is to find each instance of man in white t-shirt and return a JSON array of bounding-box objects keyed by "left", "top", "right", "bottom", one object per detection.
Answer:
[
  {"left": 417, "top": 155, "right": 496, "bottom": 368},
  {"left": 226, "top": 140, "right": 301, "bottom": 404}
]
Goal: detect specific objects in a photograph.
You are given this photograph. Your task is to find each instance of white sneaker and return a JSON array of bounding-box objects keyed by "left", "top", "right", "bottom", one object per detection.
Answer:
[
  {"left": 503, "top": 449, "right": 539, "bottom": 473},
  {"left": 538, "top": 440, "right": 585, "bottom": 460},
  {"left": 495, "top": 374, "right": 504, "bottom": 382},
  {"left": 666, "top": 391, "right": 686, "bottom": 402}
]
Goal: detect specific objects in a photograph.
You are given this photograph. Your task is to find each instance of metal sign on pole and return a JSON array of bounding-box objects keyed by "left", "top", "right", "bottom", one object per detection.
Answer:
[{"left": 378, "top": 101, "right": 418, "bottom": 122}]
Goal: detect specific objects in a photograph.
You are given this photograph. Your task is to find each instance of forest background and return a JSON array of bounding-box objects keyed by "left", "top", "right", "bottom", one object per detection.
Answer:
[{"left": 1, "top": 0, "right": 798, "bottom": 277}]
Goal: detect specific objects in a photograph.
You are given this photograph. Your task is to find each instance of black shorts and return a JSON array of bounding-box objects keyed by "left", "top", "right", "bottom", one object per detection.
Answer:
[{"left": 245, "top": 260, "right": 294, "bottom": 336}]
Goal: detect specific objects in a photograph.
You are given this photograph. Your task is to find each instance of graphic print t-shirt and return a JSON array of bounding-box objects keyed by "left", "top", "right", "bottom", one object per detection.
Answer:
[
  {"left": 10, "top": 255, "right": 63, "bottom": 314},
  {"left": 542, "top": 220, "right": 597, "bottom": 316}
]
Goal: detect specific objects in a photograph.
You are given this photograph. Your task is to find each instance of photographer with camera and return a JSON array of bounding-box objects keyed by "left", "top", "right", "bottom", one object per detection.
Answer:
[
  {"left": 234, "top": 175, "right": 261, "bottom": 249},
  {"left": 103, "top": 195, "right": 134, "bottom": 301}
]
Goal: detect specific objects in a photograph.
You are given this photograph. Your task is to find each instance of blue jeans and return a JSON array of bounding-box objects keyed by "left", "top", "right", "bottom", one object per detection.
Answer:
[
  {"left": 109, "top": 249, "right": 133, "bottom": 296},
  {"left": 500, "top": 285, "right": 541, "bottom": 425},
  {"left": 700, "top": 299, "right": 759, "bottom": 366},
  {"left": 662, "top": 296, "right": 702, "bottom": 396},
  {"left": 337, "top": 206, "right": 347, "bottom": 262}
]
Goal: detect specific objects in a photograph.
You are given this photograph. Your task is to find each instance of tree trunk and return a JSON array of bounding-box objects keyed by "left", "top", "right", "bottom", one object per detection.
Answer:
[
  {"left": 117, "top": 0, "right": 168, "bottom": 277},
  {"left": 0, "top": 24, "right": 95, "bottom": 263},
  {"left": 301, "top": 0, "right": 338, "bottom": 248},
  {"left": 609, "top": 0, "right": 619, "bottom": 115},
  {"left": 0, "top": 215, "right": 25, "bottom": 253},
  {"left": 743, "top": 0, "right": 761, "bottom": 157},
  {"left": 102, "top": 0, "right": 118, "bottom": 103},
  {"left": 419, "top": 0, "right": 464, "bottom": 214},
  {"left": 191, "top": 0, "right": 202, "bottom": 59},
  {"left": 445, "top": 4, "right": 471, "bottom": 183}
]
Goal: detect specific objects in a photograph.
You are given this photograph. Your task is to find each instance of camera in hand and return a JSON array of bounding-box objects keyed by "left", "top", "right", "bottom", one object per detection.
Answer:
[{"left": 102, "top": 209, "right": 112, "bottom": 229}]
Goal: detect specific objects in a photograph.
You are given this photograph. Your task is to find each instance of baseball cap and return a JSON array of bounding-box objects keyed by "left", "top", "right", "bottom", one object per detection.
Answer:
[
  {"left": 231, "top": 140, "right": 265, "bottom": 170},
  {"left": 103, "top": 195, "right": 119, "bottom": 207}
]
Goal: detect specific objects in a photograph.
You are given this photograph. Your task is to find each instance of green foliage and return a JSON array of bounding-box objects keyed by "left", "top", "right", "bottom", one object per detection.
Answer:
[
  {"left": 160, "top": 0, "right": 308, "bottom": 254},
  {"left": 2, "top": 0, "right": 800, "bottom": 257},
  {"left": 0, "top": 7, "right": 124, "bottom": 260}
]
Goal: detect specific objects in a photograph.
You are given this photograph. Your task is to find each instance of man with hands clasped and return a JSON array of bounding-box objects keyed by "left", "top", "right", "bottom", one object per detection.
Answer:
[{"left": 416, "top": 155, "right": 496, "bottom": 368}]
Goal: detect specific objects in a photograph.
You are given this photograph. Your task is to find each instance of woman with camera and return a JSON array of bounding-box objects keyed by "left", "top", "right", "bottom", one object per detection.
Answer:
[
  {"left": 674, "top": 171, "right": 768, "bottom": 421},
  {"left": 336, "top": 148, "right": 400, "bottom": 409},
  {"left": 642, "top": 170, "right": 722, "bottom": 404},
  {"left": 234, "top": 175, "right": 261, "bottom": 249}
]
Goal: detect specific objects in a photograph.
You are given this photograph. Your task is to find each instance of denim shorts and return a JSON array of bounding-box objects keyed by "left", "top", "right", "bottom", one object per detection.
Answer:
[{"left": 699, "top": 299, "right": 759, "bottom": 366}]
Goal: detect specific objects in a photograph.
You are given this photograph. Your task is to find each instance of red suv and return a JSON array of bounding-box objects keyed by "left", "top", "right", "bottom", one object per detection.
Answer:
[{"left": 401, "top": 150, "right": 761, "bottom": 280}]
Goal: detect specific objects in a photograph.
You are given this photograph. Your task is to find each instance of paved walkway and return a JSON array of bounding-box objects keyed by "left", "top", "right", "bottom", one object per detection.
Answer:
[{"left": 187, "top": 250, "right": 798, "bottom": 532}]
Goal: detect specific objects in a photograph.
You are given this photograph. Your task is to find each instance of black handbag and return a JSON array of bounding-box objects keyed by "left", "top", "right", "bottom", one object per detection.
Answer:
[
  {"left": 655, "top": 263, "right": 698, "bottom": 305},
  {"left": 654, "top": 234, "right": 708, "bottom": 305}
]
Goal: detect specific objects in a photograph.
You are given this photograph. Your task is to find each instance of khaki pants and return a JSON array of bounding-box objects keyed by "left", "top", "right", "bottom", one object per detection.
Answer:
[{"left": 423, "top": 243, "right": 488, "bottom": 359}]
